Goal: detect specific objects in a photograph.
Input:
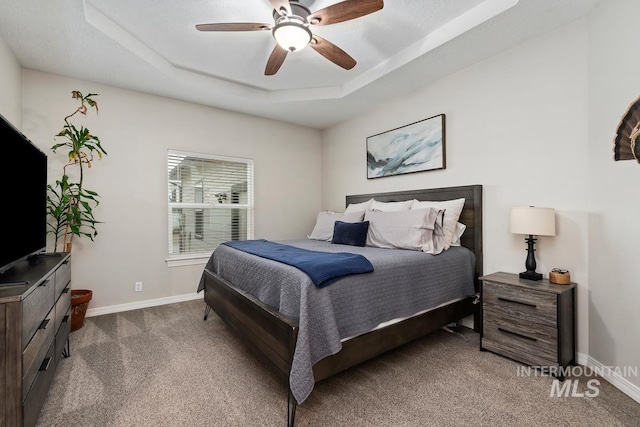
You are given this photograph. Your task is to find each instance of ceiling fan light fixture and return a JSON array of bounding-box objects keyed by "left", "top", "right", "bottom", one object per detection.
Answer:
[
  {"left": 273, "top": 20, "right": 312, "bottom": 52},
  {"left": 196, "top": 0, "right": 384, "bottom": 75}
]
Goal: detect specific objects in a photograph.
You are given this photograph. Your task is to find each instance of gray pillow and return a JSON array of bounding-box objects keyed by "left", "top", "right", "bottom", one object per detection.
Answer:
[
  {"left": 364, "top": 208, "right": 445, "bottom": 254},
  {"left": 411, "top": 198, "right": 465, "bottom": 250},
  {"left": 308, "top": 211, "right": 365, "bottom": 241}
]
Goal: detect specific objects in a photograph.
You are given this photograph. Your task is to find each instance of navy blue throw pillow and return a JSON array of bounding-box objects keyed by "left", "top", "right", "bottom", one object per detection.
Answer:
[{"left": 332, "top": 221, "right": 369, "bottom": 247}]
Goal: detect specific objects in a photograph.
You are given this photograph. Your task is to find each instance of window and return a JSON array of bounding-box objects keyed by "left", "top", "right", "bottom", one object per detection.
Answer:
[
  {"left": 194, "top": 181, "right": 204, "bottom": 240},
  {"left": 167, "top": 150, "right": 254, "bottom": 265}
]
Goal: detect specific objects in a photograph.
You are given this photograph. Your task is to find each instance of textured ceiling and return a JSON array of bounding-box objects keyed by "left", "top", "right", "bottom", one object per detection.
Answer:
[{"left": 0, "top": 0, "right": 597, "bottom": 129}]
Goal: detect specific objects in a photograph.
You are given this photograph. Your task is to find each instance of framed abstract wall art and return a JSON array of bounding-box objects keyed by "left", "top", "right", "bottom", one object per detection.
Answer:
[{"left": 366, "top": 114, "right": 446, "bottom": 179}]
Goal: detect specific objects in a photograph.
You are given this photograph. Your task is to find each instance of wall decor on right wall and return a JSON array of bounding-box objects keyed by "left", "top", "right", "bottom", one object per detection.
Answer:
[
  {"left": 613, "top": 95, "right": 640, "bottom": 162},
  {"left": 366, "top": 114, "right": 446, "bottom": 179}
]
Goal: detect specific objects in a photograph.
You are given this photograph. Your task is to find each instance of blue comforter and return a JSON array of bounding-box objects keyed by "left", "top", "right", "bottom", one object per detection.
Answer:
[{"left": 222, "top": 239, "right": 373, "bottom": 288}]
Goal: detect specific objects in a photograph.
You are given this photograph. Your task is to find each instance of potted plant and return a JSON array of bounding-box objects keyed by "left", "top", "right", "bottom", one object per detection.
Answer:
[{"left": 46, "top": 90, "right": 107, "bottom": 331}]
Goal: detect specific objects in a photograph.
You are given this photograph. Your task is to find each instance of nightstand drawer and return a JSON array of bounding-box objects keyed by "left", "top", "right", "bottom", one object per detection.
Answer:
[
  {"left": 483, "top": 280, "right": 557, "bottom": 324},
  {"left": 482, "top": 318, "right": 558, "bottom": 366}
]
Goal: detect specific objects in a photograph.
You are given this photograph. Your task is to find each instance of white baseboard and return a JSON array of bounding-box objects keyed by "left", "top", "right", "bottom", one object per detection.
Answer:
[
  {"left": 577, "top": 352, "right": 640, "bottom": 404},
  {"left": 85, "top": 292, "right": 203, "bottom": 318}
]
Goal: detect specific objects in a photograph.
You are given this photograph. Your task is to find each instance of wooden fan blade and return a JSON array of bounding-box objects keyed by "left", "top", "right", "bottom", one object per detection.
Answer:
[
  {"left": 196, "top": 23, "right": 272, "bottom": 32},
  {"left": 269, "top": 0, "right": 291, "bottom": 16},
  {"left": 309, "top": 0, "right": 383, "bottom": 26},
  {"left": 310, "top": 35, "right": 356, "bottom": 70},
  {"left": 265, "top": 45, "right": 288, "bottom": 75}
]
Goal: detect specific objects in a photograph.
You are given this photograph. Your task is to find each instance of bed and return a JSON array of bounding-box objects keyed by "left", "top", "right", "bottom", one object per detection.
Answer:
[{"left": 197, "top": 184, "right": 483, "bottom": 426}]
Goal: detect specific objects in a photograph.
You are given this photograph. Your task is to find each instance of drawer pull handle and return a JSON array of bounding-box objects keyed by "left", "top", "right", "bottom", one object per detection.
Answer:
[
  {"left": 498, "top": 327, "right": 537, "bottom": 342},
  {"left": 39, "top": 279, "right": 50, "bottom": 287},
  {"left": 498, "top": 297, "right": 536, "bottom": 308},
  {"left": 39, "top": 357, "right": 52, "bottom": 372},
  {"left": 63, "top": 260, "right": 70, "bottom": 265},
  {"left": 38, "top": 319, "right": 51, "bottom": 330},
  {"left": 62, "top": 315, "right": 69, "bottom": 323},
  {"left": 62, "top": 287, "right": 70, "bottom": 294}
]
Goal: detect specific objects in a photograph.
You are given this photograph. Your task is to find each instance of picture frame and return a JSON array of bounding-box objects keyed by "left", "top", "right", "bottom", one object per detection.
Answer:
[{"left": 366, "top": 114, "right": 446, "bottom": 179}]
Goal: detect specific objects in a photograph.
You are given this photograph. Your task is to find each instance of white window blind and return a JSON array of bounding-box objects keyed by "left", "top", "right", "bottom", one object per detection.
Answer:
[{"left": 167, "top": 150, "right": 254, "bottom": 261}]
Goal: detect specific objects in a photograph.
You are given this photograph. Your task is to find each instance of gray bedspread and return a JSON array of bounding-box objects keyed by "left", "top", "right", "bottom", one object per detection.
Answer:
[{"left": 197, "top": 239, "right": 476, "bottom": 404}]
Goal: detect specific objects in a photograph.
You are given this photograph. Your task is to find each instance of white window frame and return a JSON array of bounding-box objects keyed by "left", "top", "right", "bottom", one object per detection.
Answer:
[{"left": 166, "top": 150, "right": 254, "bottom": 267}]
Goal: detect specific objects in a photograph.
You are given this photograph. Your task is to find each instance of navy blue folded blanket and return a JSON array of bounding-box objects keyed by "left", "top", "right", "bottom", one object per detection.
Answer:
[{"left": 222, "top": 239, "right": 374, "bottom": 288}]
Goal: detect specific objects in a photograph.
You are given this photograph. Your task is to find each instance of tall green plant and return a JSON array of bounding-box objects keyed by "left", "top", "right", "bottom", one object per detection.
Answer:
[{"left": 47, "top": 91, "right": 107, "bottom": 252}]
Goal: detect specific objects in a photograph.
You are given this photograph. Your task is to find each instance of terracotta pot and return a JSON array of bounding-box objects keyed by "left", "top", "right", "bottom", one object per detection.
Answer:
[{"left": 70, "top": 289, "right": 93, "bottom": 332}]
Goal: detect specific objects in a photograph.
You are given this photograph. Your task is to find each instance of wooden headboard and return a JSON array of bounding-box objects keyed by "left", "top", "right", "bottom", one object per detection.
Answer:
[{"left": 345, "top": 185, "right": 483, "bottom": 285}]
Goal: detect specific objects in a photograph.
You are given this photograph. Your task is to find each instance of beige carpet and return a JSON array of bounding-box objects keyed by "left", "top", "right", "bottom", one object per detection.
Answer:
[{"left": 36, "top": 299, "right": 639, "bottom": 426}]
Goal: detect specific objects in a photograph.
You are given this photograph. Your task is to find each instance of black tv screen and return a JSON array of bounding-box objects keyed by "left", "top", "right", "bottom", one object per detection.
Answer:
[{"left": 0, "top": 114, "right": 47, "bottom": 275}]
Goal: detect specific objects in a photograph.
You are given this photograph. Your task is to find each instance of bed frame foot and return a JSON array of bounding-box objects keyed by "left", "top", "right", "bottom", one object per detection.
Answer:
[
  {"left": 203, "top": 304, "right": 211, "bottom": 321},
  {"left": 62, "top": 337, "right": 70, "bottom": 358},
  {"left": 287, "top": 389, "right": 297, "bottom": 427}
]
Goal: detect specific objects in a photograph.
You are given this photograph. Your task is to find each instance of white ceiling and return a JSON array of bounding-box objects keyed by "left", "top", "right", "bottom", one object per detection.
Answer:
[{"left": 0, "top": 0, "right": 596, "bottom": 129}]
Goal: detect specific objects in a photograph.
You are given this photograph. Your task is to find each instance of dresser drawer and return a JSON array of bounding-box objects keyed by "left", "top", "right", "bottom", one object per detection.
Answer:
[
  {"left": 482, "top": 318, "right": 558, "bottom": 366},
  {"left": 55, "top": 308, "right": 71, "bottom": 366},
  {"left": 0, "top": 253, "right": 71, "bottom": 427},
  {"left": 54, "top": 258, "right": 71, "bottom": 301},
  {"left": 22, "top": 308, "right": 55, "bottom": 400},
  {"left": 483, "top": 280, "right": 557, "bottom": 325},
  {"left": 54, "top": 285, "right": 71, "bottom": 333},
  {"left": 22, "top": 276, "right": 56, "bottom": 349},
  {"left": 23, "top": 342, "right": 56, "bottom": 427}
]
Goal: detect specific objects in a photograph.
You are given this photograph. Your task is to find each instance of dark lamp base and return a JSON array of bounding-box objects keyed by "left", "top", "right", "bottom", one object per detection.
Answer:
[{"left": 519, "top": 271, "right": 543, "bottom": 281}]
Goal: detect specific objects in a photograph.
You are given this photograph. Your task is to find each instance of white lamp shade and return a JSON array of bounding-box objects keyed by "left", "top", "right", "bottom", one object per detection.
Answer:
[
  {"left": 273, "top": 22, "right": 311, "bottom": 52},
  {"left": 509, "top": 207, "right": 556, "bottom": 236}
]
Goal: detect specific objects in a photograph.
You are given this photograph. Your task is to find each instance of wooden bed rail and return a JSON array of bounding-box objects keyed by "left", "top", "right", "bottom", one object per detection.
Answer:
[
  {"left": 203, "top": 269, "right": 298, "bottom": 383},
  {"left": 203, "top": 270, "right": 478, "bottom": 385}
]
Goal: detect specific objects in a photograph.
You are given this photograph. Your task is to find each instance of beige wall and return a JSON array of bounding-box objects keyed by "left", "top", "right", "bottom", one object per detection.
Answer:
[
  {"left": 322, "top": 21, "right": 590, "bottom": 355},
  {"left": 22, "top": 70, "right": 322, "bottom": 310},
  {"left": 588, "top": 0, "right": 640, "bottom": 391},
  {"left": 0, "top": 36, "right": 22, "bottom": 128}
]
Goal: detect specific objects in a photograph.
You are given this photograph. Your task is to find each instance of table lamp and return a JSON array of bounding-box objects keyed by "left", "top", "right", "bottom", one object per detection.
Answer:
[{"left": 509, "top": 206, "right": 556, "bottom": 281}]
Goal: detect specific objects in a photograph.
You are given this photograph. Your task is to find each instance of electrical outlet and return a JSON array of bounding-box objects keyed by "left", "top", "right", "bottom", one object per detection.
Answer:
[{"left": 135, "top": 281, "right": 142, "bottom": 292}]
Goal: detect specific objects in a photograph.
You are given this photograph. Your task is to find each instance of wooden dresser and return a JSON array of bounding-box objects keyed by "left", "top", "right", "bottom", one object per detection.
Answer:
[
  {"left": 480, "top": 272, "right": 575, "bottom": 378},
  {"left": 0, "top": 253, "right": 71, "bottom": 427}
]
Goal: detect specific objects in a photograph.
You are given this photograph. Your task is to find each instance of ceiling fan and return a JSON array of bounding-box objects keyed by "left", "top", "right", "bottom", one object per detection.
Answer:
[{"left": 195, "top": 0, "right": 384, "bottom": 76}]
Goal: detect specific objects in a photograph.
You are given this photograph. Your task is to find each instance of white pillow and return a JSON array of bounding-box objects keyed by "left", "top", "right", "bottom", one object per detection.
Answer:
[
  {"left": 370, "top": 199, "right": 414, "bottom": 212},
  {"left": 411, "top": 198, "right": 465, "bottom": 250},
  {"left": 364, "top": 208, "right": 445, "bottom": 254},
  {"left": 308, "top": 211, "right": 365, "bottom": 241},
  {"left": 345, "top": 198, "right": 374, "bottom": 214},
  {"left": 450, "top": 222, "right": 467, "bottom": 247}
]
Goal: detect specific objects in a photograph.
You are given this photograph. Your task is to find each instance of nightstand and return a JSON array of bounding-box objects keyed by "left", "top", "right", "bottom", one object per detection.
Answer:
[{"left": 480, "top": 272, "right": 576, "bottom": 378}]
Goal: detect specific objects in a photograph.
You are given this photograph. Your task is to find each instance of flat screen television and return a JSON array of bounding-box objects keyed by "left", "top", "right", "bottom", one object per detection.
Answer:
[{"left": 0, "top": 113, "right": 48, "bottom": 276}]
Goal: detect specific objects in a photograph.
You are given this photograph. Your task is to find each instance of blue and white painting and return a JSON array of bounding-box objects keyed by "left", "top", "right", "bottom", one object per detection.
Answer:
[{"left": 367, "top": 114, "right": 445, "bottom": 179}]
